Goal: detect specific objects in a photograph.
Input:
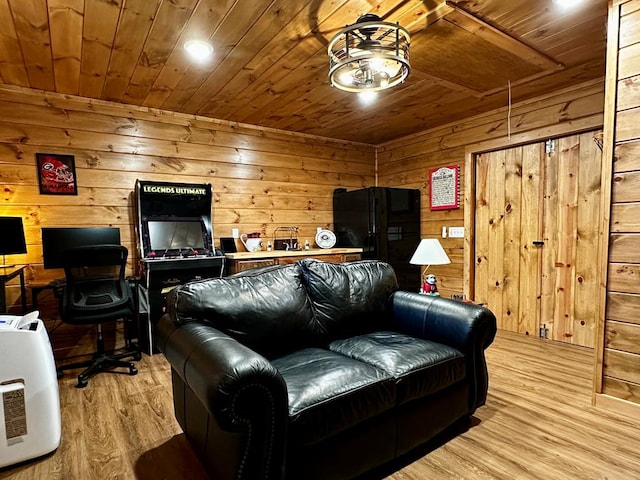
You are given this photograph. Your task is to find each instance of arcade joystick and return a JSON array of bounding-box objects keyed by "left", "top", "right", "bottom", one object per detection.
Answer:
[{"left": 150, "top": 251, "right": 156, "bottom": 258}]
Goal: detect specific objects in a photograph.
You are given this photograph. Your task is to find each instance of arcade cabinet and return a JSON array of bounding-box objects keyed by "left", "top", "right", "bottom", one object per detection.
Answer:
[{"left": 135, "top": 180, "right": 224, "bottom": 354}]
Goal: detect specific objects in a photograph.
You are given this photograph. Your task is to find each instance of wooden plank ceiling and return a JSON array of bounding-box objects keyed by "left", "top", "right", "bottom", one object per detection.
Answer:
[{"left": 0, "top": 0, "right": 607, "bottom": 144}]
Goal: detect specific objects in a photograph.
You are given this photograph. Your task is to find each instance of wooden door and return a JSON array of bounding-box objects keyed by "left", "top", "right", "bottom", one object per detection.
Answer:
[{"left": 474, "top": 132, "right": 602, "bottom": 347}]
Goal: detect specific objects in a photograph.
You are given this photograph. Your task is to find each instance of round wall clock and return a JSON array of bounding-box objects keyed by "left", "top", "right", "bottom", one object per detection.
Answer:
[{"left": 315, "top": 229, "right": 337, "bottom": 249}]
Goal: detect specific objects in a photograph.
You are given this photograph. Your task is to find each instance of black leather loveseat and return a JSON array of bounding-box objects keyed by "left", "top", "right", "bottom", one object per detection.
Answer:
[{"left": 156, "top": 259, "right": 497, "bottom": 480}]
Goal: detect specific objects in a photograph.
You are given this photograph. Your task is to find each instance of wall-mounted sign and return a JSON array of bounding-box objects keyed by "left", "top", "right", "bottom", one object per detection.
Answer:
[
  {"left": 36, "top": 153, "right": 77, "bottom": 195},
  {"left": 141, "top": 184, "right": 207, "bottom": 196},
  {"left": 429, "top": 165, "right": 460, "bottom": 211}
]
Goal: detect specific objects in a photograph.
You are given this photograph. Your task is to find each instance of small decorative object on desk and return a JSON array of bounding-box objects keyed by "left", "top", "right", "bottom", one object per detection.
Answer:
[
  {"left": 315, "top": 229, "right": 336, "bottom": 249},
  {"left": 240, "top": 232, "right": 263, "bottom": 252},
  {"left": 422, "top": 273, "right": 440, "bottom": 296}
]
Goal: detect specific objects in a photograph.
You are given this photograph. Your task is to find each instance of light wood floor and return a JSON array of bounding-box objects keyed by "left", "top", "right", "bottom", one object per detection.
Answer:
[{"left": 2, "top": 330, "right": 640, "bottom": 480}]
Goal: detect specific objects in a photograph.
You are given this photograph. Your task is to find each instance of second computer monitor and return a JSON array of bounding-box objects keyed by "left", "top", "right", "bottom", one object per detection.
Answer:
[{"left": 41, "top": 227, "right": 121, "bottom": 269}]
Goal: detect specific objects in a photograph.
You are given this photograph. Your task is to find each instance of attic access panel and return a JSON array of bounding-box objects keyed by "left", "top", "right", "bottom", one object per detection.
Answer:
[{"left": 409, "top": 6, "right": 563, "bottom": 96}]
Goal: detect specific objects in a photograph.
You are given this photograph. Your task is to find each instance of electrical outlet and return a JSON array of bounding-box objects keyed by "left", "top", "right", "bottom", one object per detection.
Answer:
[{"left": 449, "top": 227, "right": 465, "bottom": 238}]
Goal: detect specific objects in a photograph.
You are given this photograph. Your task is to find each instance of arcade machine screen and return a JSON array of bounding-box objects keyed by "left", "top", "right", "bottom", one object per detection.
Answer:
[{"left": 147, "top": 219, "right": 205, "bottom": 252}]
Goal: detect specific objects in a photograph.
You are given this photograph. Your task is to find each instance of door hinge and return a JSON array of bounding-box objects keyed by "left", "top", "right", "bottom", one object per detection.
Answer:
[{"left": 545, "top": 139, "right": 555, "bottom": 154}]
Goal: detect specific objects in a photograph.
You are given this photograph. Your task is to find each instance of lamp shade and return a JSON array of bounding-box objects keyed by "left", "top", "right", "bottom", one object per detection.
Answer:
[
  {"left": 409, "top": 239, "right": 450, "bottom": 266},
  {"left": 0, "top": 217, "right": 27, "bottom": 255}
]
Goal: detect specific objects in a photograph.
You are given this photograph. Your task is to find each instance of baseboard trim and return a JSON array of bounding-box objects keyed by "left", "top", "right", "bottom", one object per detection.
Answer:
[{"left": 594, "top": 393, "right": 640, "bottom": 420}]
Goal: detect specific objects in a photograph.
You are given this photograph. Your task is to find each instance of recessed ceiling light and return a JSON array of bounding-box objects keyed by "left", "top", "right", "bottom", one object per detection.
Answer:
[
  {"left": 553, "top": 0, "right": 583, "bottom": 9},
  {"left": 184, "top": 40, "right": 213, "bottom": 62}
]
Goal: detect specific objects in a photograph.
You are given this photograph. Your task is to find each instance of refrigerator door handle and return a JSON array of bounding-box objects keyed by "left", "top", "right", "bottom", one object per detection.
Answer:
[{"left": 371, "top": 197, "right": 377, "bottom": 235}]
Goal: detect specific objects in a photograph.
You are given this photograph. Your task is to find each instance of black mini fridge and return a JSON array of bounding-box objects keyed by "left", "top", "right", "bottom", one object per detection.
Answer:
[{"left": 333, "top": 187, "right": 421, "bottom": 291}]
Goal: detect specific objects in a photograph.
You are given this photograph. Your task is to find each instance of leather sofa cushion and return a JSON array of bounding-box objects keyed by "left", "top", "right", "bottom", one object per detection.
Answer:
[
  {"left": 166, "top": 263, "right": 319, "bottom": 358},
  {"left": 298, "top": 259, "right": 398, "bottom": 341},
  {"left": 272, "top": 348, "right": 395, "bottom": 445},
  {"left": 330, "top": 332, "right": 466, "bottom": 406}
]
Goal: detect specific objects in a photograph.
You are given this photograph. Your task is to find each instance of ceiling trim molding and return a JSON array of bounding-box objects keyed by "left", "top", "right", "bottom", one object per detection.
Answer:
[{"left": 445, "top": 1, "right": 564, "bottom": 71}]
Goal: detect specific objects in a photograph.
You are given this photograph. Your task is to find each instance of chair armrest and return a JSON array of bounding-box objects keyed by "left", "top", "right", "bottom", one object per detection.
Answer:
[
  {"left": 388, "top": 291, "right": 497, "bottom": 411},
  {"left": 156, "top": 316, "right": 288, "bottom": 479}
]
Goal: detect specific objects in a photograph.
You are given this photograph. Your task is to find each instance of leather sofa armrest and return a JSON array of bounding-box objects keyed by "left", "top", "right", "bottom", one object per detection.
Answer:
[
  {"left": 156, "top": 315, "right": 288, "bottom": 480},
  {"left": 388, "top": 291, "right": 497, "bottom": 412},
  {"left": 388, "top": 291, "right": 497, "bottom": 352}
]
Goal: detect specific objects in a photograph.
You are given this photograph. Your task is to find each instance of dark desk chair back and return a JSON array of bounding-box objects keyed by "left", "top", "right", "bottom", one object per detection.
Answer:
[{"left": 57, "top": 244, "right": 140, "bottom": 388}]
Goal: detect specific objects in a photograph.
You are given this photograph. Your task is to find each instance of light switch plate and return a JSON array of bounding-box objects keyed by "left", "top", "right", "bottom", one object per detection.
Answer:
[{"left": 449, "top": 227, "right": 465, "bottom": 238}]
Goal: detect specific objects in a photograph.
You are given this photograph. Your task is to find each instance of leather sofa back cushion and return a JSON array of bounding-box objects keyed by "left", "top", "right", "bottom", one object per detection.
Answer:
[
  {"left": 299, "top": 259, "right": 398, "bottom": 340},
  {"left": 167, "top": 264, "right": 319, "bottom": 358}
]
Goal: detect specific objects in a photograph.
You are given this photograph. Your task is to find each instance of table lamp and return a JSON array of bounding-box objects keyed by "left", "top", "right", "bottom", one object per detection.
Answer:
[
  {"left": 409, "top": 238, "right": 450, "bottom": 295},
  {"left": 0, "top": 216, "right": 27, "bottom": 268}
]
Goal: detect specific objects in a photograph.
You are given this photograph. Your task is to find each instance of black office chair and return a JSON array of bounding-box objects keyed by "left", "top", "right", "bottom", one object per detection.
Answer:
[{"left": 57, "top": 244, "right": 141, "bottom": 388}]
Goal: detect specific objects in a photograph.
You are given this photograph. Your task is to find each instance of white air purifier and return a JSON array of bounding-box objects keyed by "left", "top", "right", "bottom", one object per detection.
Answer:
[{"left": 0, "top": 312, "right": 61, "bottom": 468}]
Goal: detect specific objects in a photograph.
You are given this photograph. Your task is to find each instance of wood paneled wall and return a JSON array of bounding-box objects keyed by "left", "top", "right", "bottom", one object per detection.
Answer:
[
  {"left": 377, "top": 79, "right": 604, "bottom": 300},
  {"left": 0, "top": 85, "right": 374, "bottom": 314},
  {"left": 0, "top": 80, "right": 606, "bottom": 321},
  {"left": 594, "top": 0, "right": 640, "bottom": 412}
]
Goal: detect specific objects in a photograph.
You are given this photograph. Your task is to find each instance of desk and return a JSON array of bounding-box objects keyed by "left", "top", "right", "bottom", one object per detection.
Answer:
[
  {"left": 30, "top": 279, "right": 64, "bottom": 311},
  {"left": 0, "top": 265, "right": 27, "bottom": 313}
]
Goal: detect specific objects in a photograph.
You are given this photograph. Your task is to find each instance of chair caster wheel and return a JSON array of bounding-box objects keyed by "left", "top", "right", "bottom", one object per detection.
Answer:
[
  {"left": 129, "top": 364, "right": 138, "bottom": 376},
  {"left": 133, "top": 352, "right": 142, "bottom": 361},
  {"left": 76, "top": 378, "right": 88, "bottom": 388}
]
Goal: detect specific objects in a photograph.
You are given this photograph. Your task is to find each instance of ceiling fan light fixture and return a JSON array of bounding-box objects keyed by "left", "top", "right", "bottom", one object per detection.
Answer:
[
  {"left": 358, "top": 90, "right": 378, "bottom": 104},
  {"left": 379, "top": 72, "right": 390, "bottom": 88},
  {"left": 339, "top": 71, "right": 354, "bottom": 86},
  {"left": 328, "top": 14, "right": 410, "bottom": 93},
  {"left": 184, "top": 40, "right": 214, "bottom": 62}
]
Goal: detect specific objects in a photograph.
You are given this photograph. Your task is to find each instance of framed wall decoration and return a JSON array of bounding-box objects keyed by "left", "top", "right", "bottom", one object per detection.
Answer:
[
  {"left": 429, "top": 165, "right": 460, "bottom": 211},
  {"left": 36, "top": 153, "right": 77, "bottom": 195}
]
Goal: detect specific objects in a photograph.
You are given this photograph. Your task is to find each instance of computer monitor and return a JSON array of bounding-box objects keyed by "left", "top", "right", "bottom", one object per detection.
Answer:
[
  {"left": 0, "top": 217, "right": 27, "bottom": 255},
  {"left": 41, "top": 227, "right": 121, "bottom": 269},
  {"left": 0, "top": 217, "right": 27, "bottom": 268}
]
